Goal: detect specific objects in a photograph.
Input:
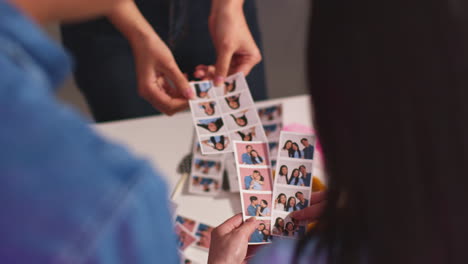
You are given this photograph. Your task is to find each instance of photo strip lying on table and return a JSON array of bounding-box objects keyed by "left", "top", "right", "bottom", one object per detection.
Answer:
[
  {"left": 189, "top": 134, "right": 225, "bottom": 196},
  {"left": 270, "top": 131, "right": 316, "bottom": 239},
  {"left": 175, "top": 215, "right": 215, "bottom": 252},
  {"left": 189, "top": 73, "right": 268, "bottom": 154},
  {"left": 233, "top": 141, "right": 274, "bottom": 245}
]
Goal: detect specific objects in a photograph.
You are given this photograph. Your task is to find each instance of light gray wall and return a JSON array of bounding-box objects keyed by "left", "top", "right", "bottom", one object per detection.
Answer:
[{"left": 50, "top": 1, "right": 311, "bottom": 120}]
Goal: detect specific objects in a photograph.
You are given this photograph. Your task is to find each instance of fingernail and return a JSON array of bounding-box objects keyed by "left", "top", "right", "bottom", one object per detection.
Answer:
[
  {"left": 214, "top": 76, "right": 225, "bottom": 86},
  {"left": 184, "top": 88, "right": 194, "bottom": 99}
]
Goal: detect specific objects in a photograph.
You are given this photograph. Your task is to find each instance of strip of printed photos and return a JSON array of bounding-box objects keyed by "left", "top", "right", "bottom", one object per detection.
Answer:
[
  {"left": 188, "top": 136, "right": 225, "bottom": 196},
  {"left": 233, "top": 140, "right": 274, "bottom": 245},
  {"left": 189, "top": 73, "right": 268, "bottom": 154},
  {"left": 270, "top": 131, "right": 316, "bottom": 239}
]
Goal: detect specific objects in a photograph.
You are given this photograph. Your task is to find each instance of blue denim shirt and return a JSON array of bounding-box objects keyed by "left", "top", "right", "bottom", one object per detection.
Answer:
[{"left": 0, "top": 2, "right": 178, "bottom": 263}]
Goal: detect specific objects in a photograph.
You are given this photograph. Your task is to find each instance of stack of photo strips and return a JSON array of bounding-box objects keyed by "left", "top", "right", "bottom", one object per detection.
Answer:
[
  {"left": 271, "top": 131, "right": 316, "bottom": 239},
  {"left": 189, "top": 73, "right": 268, "bottom": 154},
  {"left": 188, "top": 138, "right": 225, "bottom": 196},
  {"left": 175, "top": 215, "right": 214, "bottom": 255},
  {"left": 233, "top": 141, "right": 274, "bottom": 244}
]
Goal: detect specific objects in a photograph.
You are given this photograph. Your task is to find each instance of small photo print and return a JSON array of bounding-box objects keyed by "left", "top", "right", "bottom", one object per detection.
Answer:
[
  {"left": 263, "top": 122, "right": 283, "bottom": 141},
  {"left": 189, "top": 175, "right": 221, "bottom": 195},
  {"left": 239, "top": 167, "right": 272, "bottom": 191},
  {"left": 193, "top": 158, "right": 223, "bottom": 176},
  {"left": 224, "top": 108, "right": 261, "bottom": 131},
  {"left": 258, "top": 104, "right": 283, "bottom": 123},
  {"left": 175, "top": 215, "right": 197, "bottom": 233},
  {"left": 191, "top": 81, "right": 215, "bottom": 99},
  {"left": 195, "top": 116, "right": 227, "bottom": 135},
  {"left": 275, "top": 160, "right": 313, "bottom": 187},
  {"left": 220, "top": 90, "right": 254, "bottom": 113},
  {"left": 190, "top": 100, "right": 219, "bottom": 118},
  {"left": 249, "top": 220, "right": 272, "bottom": 244},
  {"left": 194, "top": 223, "right": 214, "bottom": 250},
  {"left": 279, "top": 132, "right": 316, "bottom": 160},
  {"left": 214, "top": 72, "right": 249, "bottom": 96},
  {"left": 273, "top": 186, "right": 311, "bottom": 213},
  {"left": 242, "top": 192, "right": 273, "bottom": 217},
  {"left": 200, "top": 134, "right": 232, "bottom": 154},
  {"left": 234, "top": 141, "right": 270, "bottom": 166},
  {"left": 230, "top": 125, "right": 268, "bottom": 142},
  {"left": 271, "top": 211, "right": 306, "bottom": 238},
  {"left": 175, "top": 223, "right": 197, "bottom": 252}
]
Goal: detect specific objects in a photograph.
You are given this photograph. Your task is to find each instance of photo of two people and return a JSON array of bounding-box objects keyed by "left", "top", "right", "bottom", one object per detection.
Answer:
[
  {"left": 242, "top": 193, "right": 272, "bottom": 217},
  {"left": 235, "top": 142, "right": 270, "bottom": 166},
  {"left": 240, "top": 167, "right": 272, "bottom": 191}
]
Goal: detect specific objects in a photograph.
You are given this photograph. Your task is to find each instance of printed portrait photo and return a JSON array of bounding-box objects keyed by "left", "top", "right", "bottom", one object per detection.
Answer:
[
  {"left": 189, "top": 175, "right": 221, "bottom": 195},
  {"left": 175, "top": 224, "right": 197, "bottom": 251},
  {"left": 263, "top": 122, "right": 283, "bottom": 141},
  {"left": 248, "top": 220, "right": 272, "bottom": 244},
  {"left": 191, "top": 80, "right": 215, "bottom": 99},
  {"left": 175, "top": 215, "right": 197, "bottom": 232},
  {"left": 193, "top": 158, "right": 223, "bottom": 176},
  {"left": 239, "top": 167, "right": 272, "bottom": 191},
  {"left": 258, "top": 104, "right": 283, "bottom": 123},
  {"left": 235, "top": 142, "right": 270, "bottom": 166},
  {"left": 275, "top": 159, "right": 314, "bottom": 187},
  {"left": 279, "top": 132, "right": 316, "bottom": 160},
  {"left": 224, "top": 108, "right": 261, "bottom": 131},
  {"left": 220, "top": 90, "right": 254, "bottom": 113},
  {"left": 195, "top": 116, "right": 227, "bottom": 135},
  {"left": 271, "top": 211, "right": 306, "bottom": 238},
  {"left": 273, "top": 186, "right": 311, "bottom": 213},
  {"left": 214, "top": 72, "right": 249, "bottom": 96},
  {"left": 242, "top": 192, "right": 273, "bottom": 218},
  {"left": 230, "top": 125, "right": 267, "bottom": 142},
  {"left": 190, "top": 100, "right": 220, "bottom": 118},
  {"left": 199, "top": 134, "right": 232, "bottom": 154},
  {"left": 194, "top": 222, "right": 213, "bottom": 250}
]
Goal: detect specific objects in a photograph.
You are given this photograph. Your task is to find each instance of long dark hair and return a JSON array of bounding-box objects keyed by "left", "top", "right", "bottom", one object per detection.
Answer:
[
  {"left": 288, "top": 169, "right": 301, "bottom": 185},
  {"left": 260, "top": 199, "right": 268, "bottom": 213},
  {"left": 279, "top": 165, "right": 288, "bottom": 176},
  {"left": 296, "top": 1, "right": 468, "bottom": 263},
  {"left": 250, "top": 150, "right": 263, "bottom": 164},
  {"left": 274, "top": 217, "right": 284, "bottom": 230},
  {"left": 288, "top": 143, "right": 302, "bottom": 158},
  {"left": 285, "top": 197, "right": 297, "bottom": 212}
]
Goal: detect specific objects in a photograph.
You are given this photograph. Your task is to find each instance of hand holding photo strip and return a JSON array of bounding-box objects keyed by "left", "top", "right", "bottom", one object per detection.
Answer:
[
  {"left": 233, "top": 140, "right": 273, "bottom": 245},
  {"left": 271, "top": 131, "right": 316, "bottom": 239},
  {"left": 189, "top": 73, "right": 267, "bottom": 154}
]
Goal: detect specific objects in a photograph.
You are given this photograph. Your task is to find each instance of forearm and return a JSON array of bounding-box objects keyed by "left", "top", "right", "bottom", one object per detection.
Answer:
[
  {"left": 211, "top": 0, "right": 244, "bottom": 12},
  {"left": 108, "top": 1, "right": 155, "bottom": 43}
]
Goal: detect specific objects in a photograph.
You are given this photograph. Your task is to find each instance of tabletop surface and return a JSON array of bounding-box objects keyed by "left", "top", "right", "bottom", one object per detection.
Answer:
[{"left": 94, "top": 94, "right": 321, "bottom": 262}]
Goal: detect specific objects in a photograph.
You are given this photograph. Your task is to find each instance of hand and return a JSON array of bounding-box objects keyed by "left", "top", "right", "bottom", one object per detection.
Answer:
[
  {"left": 204, "top": 1, "right": 262, "bottom": 85},
  {"left": 208, "top": 214, "right": 257, "bottom": 264},
  {"left": 130, "top": 33, "right": 194, "bottom": 115},
  {"left": 289, "top": 191, "right": 327, "bottom": 222},
  {"left": 108, "top": 1, "right": 194, "bottom": 116}
]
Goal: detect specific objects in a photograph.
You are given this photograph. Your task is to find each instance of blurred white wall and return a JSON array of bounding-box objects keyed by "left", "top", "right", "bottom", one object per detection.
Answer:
[{"left": 49, "top": 1, "right": 311, "bottom": 120}]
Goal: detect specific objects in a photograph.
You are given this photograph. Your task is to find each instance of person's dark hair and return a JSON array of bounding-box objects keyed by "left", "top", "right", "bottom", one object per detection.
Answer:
[
  {"left": 225, "top": 80, "right": 237, "bottom": 93},
  {"left": 299, "top": 165, "right": 306, "bottom": 170},
  {"left": 285, "top": 197, "right": 297, "bottom": 212},
  {"left": 249, "top": 196, "right": 258, "bottom": 202},
  {"left": 295, "top": 2, "right": 468, "bottom": 264},
  {"left": 225, "top": 95, "right": 240, "bottom": 109},
  {"left": 250, "top": 150, "right": 263, "bottom": 164},
  {"left": 279, "top": 165, "right": 288, "bottom": 176},
  {"left": 237, "top": 131, "right": 253, "bottom": 141},
  {"left": 295, "top": 191, "right": 303, "bottom": 198},
  {"left": 288, "top": 169, "right": 301, "bottom": 185},
  {"left": 300, "top": 138, "right": 308, "bottom": 143},
  {"left": 260, "top": 199, "right": 268, "bottom": 213},
  {"left": 231, "top": 113, "right": 248, "bottom": 127},
  {"left": 194, "top": 83, "right": 211, "bottom": 98},
  {"left": 276, "top": 193, "right": 286, "bottom": 204},
  {"left": 246, "top": 145, "right": 252, "bottom": 150},
  {"left": 289, "top": 143, "right": 302, "bottom": 158},
  {"left": 201, "top": 102, "right": 216, "bottom": 116},
  {"left": 282, "top": 140, "right": 292, "bottom": 150},
  {"left": 274, "top": 217, "right": 284, "bottom": 230},
  {"left": 210, "top": 136, "right": 225, "bottom": 151},
  {"left": 197, "top": 118, "right": 223, "bottom": 132}
]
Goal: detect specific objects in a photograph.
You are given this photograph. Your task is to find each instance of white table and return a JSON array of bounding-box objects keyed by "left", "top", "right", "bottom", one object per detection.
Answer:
[{"left": 95, "top": 94, "right": 322, "bottom": 262}]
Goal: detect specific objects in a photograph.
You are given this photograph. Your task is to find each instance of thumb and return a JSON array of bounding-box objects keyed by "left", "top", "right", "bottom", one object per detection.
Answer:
[
  {"left": 162, "top": 62, "right": 193, "bottom": 99},
  {"left": 237, "top": 217, "right": 258, "bottom": 238},
  {"left": 214, "top": 49, "right": 233, "bottom": 86}
]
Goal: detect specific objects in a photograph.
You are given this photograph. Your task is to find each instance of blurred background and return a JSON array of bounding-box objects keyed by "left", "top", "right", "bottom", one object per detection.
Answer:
[{"left": 47, "top": 0, "right": 311, "bottom": 120}]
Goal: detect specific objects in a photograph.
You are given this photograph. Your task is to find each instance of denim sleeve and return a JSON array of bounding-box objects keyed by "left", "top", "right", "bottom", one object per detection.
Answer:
[{"left": 0, "top": 56, "right": 178, "bottom": 264}]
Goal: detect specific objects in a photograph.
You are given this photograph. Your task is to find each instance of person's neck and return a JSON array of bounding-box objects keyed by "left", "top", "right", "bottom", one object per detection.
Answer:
[{"left": 10, "top": 0, "right": 52, "bottom": 24}]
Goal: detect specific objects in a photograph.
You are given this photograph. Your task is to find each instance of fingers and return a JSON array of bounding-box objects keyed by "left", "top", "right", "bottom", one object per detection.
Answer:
[
  {"left": 236, "top": 217, "right": 258, "bottom": 239},
  {"left": 214, "top": 49, "right": 234, "bottom": 86},
  {"left": 230, "top": 51, "right": 262, "bottom": 77},
  {"left": 215, "top": 213, "right": 244, "bottom": 236},
  {"left": 161, "top": 62, "right": 194, "bottom": 99},
  {"left": 310, "top": 191, "right": 326, "bottom": 204},
  {"left": 288, "top": 201, "right": 327, "bottom": 222}
]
